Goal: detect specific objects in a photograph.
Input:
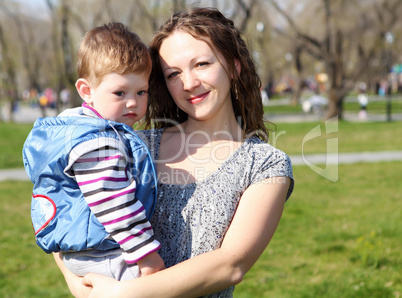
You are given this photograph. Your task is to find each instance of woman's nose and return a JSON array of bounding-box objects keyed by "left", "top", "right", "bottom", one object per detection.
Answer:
[{"left": 182, "top": 71, "right": 200, "bottom": 91}]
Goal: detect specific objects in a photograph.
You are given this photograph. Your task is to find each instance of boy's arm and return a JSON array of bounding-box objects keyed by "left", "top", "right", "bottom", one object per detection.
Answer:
[{"left": 68, "top": 141, "right": 163, "bottom": 273}]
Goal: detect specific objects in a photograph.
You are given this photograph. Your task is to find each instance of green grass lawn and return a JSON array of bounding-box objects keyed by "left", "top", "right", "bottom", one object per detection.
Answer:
[
  {"left": 265, "top": 96, "right": 402, "bottom": 115},
  {"left": 1, "top": 162, "right": 401, "bottom": 297},
  {"left": 1, "top": 118, "right": 401, "bottom": 297},
  {"left": 0, "top": 123, "right": 33, "bottom": 169},
  {"left": 1, "top": 120, "right": 402, "bottom": 169},
  {"left": 0, "top": 180, "right": 71, "bottom": 298},
  {"left": 270, "top": 120, "right": 402, "bottom": 155},
  {"left": 235, "top": 161, "right": 402, "bottom": 298}
]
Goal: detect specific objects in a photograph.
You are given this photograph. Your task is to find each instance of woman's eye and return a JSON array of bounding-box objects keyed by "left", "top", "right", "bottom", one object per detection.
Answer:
[
  {"left": 167, "top": 72, "right": 179, "bottom": 79},
  {"left": 197, "top": 62, "right": 209, "bottom": 67}
]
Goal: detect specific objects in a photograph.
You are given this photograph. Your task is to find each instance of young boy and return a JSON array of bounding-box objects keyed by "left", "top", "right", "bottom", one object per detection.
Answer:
[{"left": 23, "top": 23, "right": 164, "bottom": 281}]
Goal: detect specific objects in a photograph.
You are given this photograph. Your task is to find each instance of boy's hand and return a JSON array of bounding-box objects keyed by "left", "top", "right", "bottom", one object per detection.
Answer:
[{"left": 136, "top": 251, "right": 165, "bottom": 276}]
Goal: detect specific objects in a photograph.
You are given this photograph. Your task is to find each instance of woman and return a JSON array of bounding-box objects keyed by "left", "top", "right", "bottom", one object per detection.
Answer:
[{"left": 56, "top": 7, "right": 294, "bottom": 297}]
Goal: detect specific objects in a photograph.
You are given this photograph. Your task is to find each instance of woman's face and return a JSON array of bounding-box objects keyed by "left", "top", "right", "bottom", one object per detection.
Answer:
[{"left": 158, "top": 31, "right": 233, "bottom": 122}]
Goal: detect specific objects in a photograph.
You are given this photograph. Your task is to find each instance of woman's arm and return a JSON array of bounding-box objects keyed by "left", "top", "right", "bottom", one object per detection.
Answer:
[
  {"left": 53, "top": 253, "right": 92, "bottom": 298},
  {"left": 82, "top": 176, "right": 291, "bottom": 298}
]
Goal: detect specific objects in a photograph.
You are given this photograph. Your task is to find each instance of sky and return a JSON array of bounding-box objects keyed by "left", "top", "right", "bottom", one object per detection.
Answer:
[
  {"left": 13, "top": 0, "right": 46, "bottom": 8},
  {"left": 11, "top": 0, "right": 49, "bottom": 18}
]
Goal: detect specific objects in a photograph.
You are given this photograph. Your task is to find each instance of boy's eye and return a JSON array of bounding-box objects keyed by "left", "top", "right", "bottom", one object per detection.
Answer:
[
  {"left": 114, "top": 91, "right": 125, "bottom": 97},
  {"left": 137, "top": 90, "right": 148, "bottom": 96}
]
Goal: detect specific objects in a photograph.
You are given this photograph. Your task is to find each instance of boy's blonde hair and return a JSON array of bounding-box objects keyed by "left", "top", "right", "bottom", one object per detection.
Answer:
[{"left": 77, "top": 22, "right": 151, "bottom": 87}]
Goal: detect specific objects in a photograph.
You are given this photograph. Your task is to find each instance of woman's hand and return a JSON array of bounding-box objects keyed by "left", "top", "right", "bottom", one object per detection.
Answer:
[
  {"left": 82, "top": 273, "right": 124, "bottom": 298},
  {"left": 53, "top": 253, "right": 92, "bottom": 298},
  {"left": 67, "top": 275, "right": 92, "bottom": 298}
]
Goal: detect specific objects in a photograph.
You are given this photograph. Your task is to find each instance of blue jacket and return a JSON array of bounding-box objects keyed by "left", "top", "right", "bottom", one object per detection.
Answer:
[{"left": 23, "top": 114, "right": 157, "bottom": 253}]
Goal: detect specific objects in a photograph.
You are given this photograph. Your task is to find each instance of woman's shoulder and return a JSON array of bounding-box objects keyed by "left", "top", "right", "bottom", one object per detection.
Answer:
[
  {"left": 245, "top": 136, "right": 290, "bottom": 161},
  {"left": 242, "top": 136, "right": 294, "bottom": 199},
  {"left": 242, "top": 136, "right": 293, "bottom": 178}
]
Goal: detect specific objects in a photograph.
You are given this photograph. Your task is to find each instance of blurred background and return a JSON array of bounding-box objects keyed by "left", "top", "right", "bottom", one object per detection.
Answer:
[
  {"left": 1, "top": 0, "right": 402, "bottom": 123},
  {"left": 1, "top": 1, "right": 402, "bottom": 297}
]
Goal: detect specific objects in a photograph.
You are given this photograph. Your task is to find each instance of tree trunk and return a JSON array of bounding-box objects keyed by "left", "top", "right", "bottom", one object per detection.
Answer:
[
  {"left": 290, "top": 78, "right": 303, "bottom": 106},
  {"left": 61, "top": 2, "right": 79, "bottom": 107},
  {"left": 290, "top": 44, "right": 304, "bottom": 105},
  {"left": 0, "top": 23, "right": 19, "bottom": 123},
  {"left": 325, "top": 88, "right": 343, "bottom": 120},
  {"left": 237, "top": 0, "right": 258, "bottom": 32}
]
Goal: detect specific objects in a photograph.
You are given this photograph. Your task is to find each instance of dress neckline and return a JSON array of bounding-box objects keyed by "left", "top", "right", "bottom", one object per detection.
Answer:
[{"left": 155, "top": 128, "right": 254, "bottom": 188}]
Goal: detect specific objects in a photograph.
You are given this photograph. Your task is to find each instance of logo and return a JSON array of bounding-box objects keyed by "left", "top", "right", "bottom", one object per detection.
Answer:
[{"left": 301, "top": 117, "right": 339, "bottom": 182}]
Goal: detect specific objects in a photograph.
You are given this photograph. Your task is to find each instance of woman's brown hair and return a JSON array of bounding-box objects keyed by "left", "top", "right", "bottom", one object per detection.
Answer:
[{"left": 146, "top": 7, "right": 269, "bottom": 141}]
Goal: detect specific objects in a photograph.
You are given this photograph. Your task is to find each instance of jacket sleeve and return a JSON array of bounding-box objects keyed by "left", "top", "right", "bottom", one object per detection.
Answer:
[{"left": 65, "top": 137, "right": 160, "bottom": 265}]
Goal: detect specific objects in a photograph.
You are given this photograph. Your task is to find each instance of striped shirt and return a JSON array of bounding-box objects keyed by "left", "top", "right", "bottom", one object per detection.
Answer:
[{"left": 66, "top": 106, "right": 160, "bottom": 265}]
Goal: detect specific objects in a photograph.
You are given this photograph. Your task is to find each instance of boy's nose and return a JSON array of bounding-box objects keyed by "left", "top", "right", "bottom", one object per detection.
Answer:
[{"left": 126, "top": 98, "right": 137, "bottom": 107}]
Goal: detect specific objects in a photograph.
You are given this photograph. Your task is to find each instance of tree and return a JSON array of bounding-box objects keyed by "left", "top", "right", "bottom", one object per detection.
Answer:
[
  {"left": 268, "top": 0, "right": 402, "bottom": 120},
  {"left": 0, "top": 0, "right": 55, "bottom": 120},
  {"left": 237, "top": 0, "right": 259, "bottom": 32},
  {"left": 0, "top": 2, "right": 42, "bottom": 91},
  {"left": 0, "top": 24, "right": 19, "bottom": 122}
]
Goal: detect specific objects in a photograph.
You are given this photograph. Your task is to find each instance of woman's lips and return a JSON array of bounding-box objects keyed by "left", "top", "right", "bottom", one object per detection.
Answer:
[{"left": 188, "top": 91, "right": 210, "bottom": 104}]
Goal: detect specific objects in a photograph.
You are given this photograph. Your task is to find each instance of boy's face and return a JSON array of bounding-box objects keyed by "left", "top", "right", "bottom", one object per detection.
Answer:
[{"left": 88, "top": 72, "right": 149, "bottom": 127}]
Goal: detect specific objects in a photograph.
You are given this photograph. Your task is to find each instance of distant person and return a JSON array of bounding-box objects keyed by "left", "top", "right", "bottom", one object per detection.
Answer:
[
  {"left": 60, "top": 88, "right": 71, "bottom": 109},
  {"left": 357, "top": 82, "right": 368, "bottom": 119},
  {"left": 38, "top": 92, "right": 48, "bottom": 117},
  {"left": 44, "top": 88, "right": 56, "bottom": 109},
  {"left": 261, "top": 87, "right": 270, "bottom": 106},
  {"left": 303, "top": 91, "right": 328, "bottom": 114},
  {"left": 23, "top": 22, "right": 164, "bottom": 281},
  {"left": 379, "top": 79, "right": 388, "bottom": 96},
  {"left": 29, "top": 88, "right": 39, "bottom": 107}
]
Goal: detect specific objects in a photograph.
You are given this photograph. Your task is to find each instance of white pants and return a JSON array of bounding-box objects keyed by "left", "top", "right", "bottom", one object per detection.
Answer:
[{"left": 62, "top": 248, "right": 140, "bottom": 281}]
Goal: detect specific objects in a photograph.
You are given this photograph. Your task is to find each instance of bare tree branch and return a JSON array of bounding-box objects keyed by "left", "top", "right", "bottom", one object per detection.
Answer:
[
  {"left": 268, "top": 0, "right": 322, "bottom": 49},
  {"left": 104, "top": 0, "right": 115, "bottom": 21},
  {"left": 236, "top": 0, "right": 258, "bottom": 32},
  {"left": 0, "top": 3, "right": 33, "bottom": 86},
  {"left": 133, "top": 0, "right": 159, "bottom": 33}
]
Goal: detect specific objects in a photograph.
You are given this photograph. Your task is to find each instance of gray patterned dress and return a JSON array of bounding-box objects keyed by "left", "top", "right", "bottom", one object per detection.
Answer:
[{"left": 138, "top": 128, "right": 294, "bottom": 297}]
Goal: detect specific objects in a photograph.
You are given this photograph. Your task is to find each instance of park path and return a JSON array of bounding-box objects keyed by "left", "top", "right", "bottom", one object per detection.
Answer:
[
  {"left": 3, "top": 103, "right": 402, "bottom": 123},
  {"left": 2, "top": 150, "right": 402, "bottom": 182},
  {"left": 2, "top": 105, "right": 401, "bottom": 182}
]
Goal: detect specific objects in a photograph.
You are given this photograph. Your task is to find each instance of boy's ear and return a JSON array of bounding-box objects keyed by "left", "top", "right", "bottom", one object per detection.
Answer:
[{"left": 75, "top": 78, "right": 93, "bottom": 104}]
